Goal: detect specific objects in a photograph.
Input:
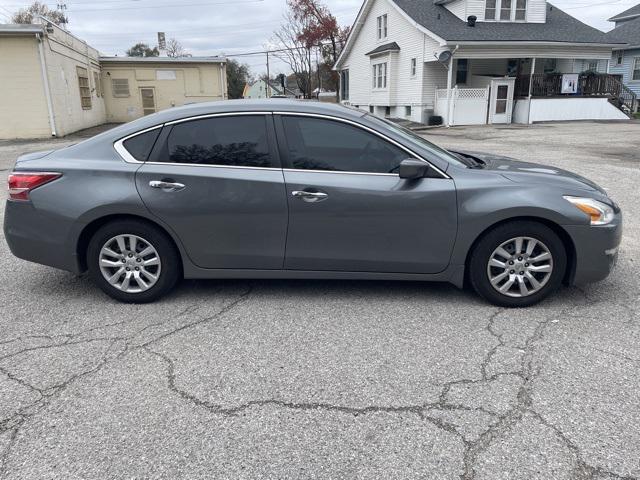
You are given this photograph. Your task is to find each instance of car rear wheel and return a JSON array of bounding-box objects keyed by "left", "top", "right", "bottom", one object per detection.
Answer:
[
  {"left": 469, "top": 221, "right": 567, "bottom": 308},
  {"left": 87, "top": 220, "right": 180, "bottom": 303}
]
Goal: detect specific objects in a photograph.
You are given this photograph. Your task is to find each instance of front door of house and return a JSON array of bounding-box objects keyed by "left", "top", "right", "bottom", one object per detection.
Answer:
[
  {"left": 489, "top": 78, "right": 515, "bottom": 124},
  {"left": 140, "top": 87, "right": 156, "bottom": 116}
]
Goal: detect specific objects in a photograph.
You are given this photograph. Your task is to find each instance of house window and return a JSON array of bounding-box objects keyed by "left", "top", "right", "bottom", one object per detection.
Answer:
[
  {"left": 369, "top": 105, "right": 374, "bottom": 113},
  {"left": 633, "top": 58, "right": 640, "bottom": 81},
  {"left": 485, "top": 0, "right": 497, "bottom": 20},
  {"left": 456, "top": 59, "right": 468, "bottom": 84},
  {"left": 112, "top": 78, "right": 130, "bottom": 97},
  {"left": 373, "top": 63, "right": 388, "bottom": 89},
  {"left": 76, "top": 67, "right": 91, "bottom": 110},
  {"left": 385, "top": 106, "right": 391, "bottom": 117},
  {"left": 93, "top": 71, "right": 101, "bottom": 97},
  {"left": 405, "top": 106, "right": 412, "bottom": 117},
  {"left": 588, "top": 61, "right": 598, "bottom": 72},
  {"left": 515, "top": 0, "right": 527, "bottom": 20},
  {"left": 500, "top": 0, "right": 512, "bottom": 20},
  {"left": 486, "top": 0, "right": 526, "bottom": 21},
  {"left": 411, "top": 58, "right": 417, "bottom": 76},
  {"left": 614, "top": 51, "right": 624, "bottom": 66},
  {"left": 340, "top": 70, "right": 350, "bottom": 101},
  {"left": 377, "top": 14, "right": 388, "bottom": 40}
]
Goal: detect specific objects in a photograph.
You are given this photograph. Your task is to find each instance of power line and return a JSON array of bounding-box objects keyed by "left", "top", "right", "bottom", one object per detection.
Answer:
[{"left": 4, "top": 0, "right": 265, "bottom": 12}]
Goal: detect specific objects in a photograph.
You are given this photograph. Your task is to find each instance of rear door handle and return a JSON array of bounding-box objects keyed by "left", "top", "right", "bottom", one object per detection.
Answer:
[
  {"left": 292, "top": 190, "right": 328, "bottom": 202},
  {"left": 150, "top": 180, "right": 186, "bottom": 192}
]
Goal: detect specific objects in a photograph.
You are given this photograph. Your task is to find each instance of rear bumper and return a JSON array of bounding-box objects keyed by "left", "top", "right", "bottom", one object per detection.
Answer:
[
  {"left": 564, "top": 213, "right": 622, "bottom": 285},
  {"left": 4, "top": 200, "right": 81, "bottom": 274}
]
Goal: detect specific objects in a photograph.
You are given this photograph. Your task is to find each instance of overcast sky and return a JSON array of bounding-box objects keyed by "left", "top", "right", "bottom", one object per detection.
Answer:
[{"left": 0, "top": 0, "right": 637, "bottom": 75}]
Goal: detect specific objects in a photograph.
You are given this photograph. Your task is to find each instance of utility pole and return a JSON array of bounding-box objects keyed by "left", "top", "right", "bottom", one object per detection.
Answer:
[
  {"left": 266, "top": 51, "right": 271, "bottom": 98},
  {"left": 56, "top": 3, "right": 68, "bottom": 30},
  {"left": 316, "top": 47, "right": 321, "bottom": 98}
]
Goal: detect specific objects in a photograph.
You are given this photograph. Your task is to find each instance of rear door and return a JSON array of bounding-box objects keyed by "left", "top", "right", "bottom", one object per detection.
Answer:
[
  {"left": 134, "top": 113, "right": 288, "bottom": 270},
  {"left": 276, "top": 114, "right": 457, "bottom": 274}
]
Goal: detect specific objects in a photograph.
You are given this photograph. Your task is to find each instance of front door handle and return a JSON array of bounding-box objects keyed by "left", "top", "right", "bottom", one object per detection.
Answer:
[
  {"left": 292, "top": 190, "right": 328, "bottom": 203},
  {"left": 149, "top": 180, "right": 186, "bottom": 192}
]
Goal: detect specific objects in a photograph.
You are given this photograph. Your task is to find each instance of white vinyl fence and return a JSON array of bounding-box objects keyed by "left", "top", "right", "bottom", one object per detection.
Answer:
[{"left": 434, "top": 87, "right": 489, "bottom": 126}]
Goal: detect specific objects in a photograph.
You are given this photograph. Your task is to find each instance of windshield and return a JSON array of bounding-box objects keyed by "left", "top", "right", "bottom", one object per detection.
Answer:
[{"left": 364, "top": 114, "right": 470, "bottom": 168}]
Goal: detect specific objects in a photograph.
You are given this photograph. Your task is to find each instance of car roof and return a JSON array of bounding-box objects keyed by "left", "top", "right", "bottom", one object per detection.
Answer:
[{"left": 96, "top": 99, "right": 366, "bottom": 141}]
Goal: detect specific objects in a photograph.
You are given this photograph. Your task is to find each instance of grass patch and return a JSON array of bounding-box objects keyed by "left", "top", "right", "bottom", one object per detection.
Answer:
[{"left": 634, "top": 112, "right": 640, "bottom": 120}]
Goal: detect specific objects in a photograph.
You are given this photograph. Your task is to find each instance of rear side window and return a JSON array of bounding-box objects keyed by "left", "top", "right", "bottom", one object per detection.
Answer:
[
  {"left": 166, "top": 115, "right": 273, "bottom": 168},
  {"left": 123, "top": 128, "right": 161, "bottom": 162},
  {"left": 281, "top": 116, "right": 408, "bottom": 174}
]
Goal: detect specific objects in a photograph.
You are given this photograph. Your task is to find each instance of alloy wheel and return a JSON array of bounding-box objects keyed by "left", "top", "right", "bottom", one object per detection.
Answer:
[
  {"left": 99, "top": 234, "right": 162, "bottom": 294},
  {"left": 486, "top": 236, "right": 554, "bottom": 298}
]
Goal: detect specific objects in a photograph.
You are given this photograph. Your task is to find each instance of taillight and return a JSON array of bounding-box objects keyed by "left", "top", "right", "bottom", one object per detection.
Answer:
[{"left": 8, "top": 172, "right": 62, "bottom": 201}]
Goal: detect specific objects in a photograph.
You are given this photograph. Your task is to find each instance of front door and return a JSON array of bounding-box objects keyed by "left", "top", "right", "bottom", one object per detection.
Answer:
[
  {"left": 489, "top": 78, "right": 515, "bottom": 124},
  {"left": 135, "top": 114, "right": 288, "bottom": 269},
  {"left": 276, "top": 114, "right": 458, "bottom": 274},
  {"left": 140, "top": 87, "right": 156, "bottom": 116}
]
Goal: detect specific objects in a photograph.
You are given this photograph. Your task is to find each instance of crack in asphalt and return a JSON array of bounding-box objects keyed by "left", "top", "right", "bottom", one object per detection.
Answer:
[{"left": 0, "top": 284, "right": 637, "bottom": 480}]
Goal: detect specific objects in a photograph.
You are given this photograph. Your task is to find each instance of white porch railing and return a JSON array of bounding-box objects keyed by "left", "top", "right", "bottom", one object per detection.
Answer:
[{"left": 435, "top": 87, "right": 490, "bottom": 126}]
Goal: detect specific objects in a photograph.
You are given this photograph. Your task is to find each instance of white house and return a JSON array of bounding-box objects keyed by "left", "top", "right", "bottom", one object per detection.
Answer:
[{"left": 335, "top": 0, "right": 633, "bottom": 125}]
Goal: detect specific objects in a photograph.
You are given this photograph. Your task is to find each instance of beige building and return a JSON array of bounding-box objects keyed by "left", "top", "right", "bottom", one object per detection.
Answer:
[
  {"left": 0, "top": 18, "right": 227, "bottom": 139},
  {"left": 99, "top": 57, "right": 227, "bottom": 123}
]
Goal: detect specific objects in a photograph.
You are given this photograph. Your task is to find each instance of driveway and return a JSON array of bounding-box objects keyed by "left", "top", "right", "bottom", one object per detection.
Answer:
[{"left": 0, "top": 122, "right": 638, "bottom": 479}]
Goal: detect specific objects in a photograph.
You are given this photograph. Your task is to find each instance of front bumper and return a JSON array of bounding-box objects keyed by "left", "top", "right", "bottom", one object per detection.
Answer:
[
  {"left": 4, "top": 200, "right": 82, "bottom": 274},
  {"left": 563, "top": 213, "right": 622, "bottom": 285}
]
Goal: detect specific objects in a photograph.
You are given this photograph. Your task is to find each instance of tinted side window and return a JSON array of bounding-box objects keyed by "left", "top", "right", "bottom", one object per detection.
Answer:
[
  {"left": 123, "top": 128, "right": 161, "bottom": 161},
  {"left": 282, "top": 116, "right": 408, "bottom": 174},
  {"left": 166, "top": 116, "right": 273, "bottom": 168}
]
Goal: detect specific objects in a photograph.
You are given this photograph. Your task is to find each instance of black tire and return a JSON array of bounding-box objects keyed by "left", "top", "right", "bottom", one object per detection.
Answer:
[
  {"left": 87, "top": 220, "right": 181, "bottom": 303},
  {"left": 469, "top": 221, "right": 567, "bottom": 308}
]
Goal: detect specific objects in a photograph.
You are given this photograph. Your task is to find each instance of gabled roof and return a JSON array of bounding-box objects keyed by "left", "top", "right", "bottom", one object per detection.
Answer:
[
  {"left": 608, "top": 3, "right": 640, "bottom": 23},
  {"left": 365, "top": 42, "right": 401, "bottom": 55},
  {"left": 605, "top": 16, "right": 640, "bottom": 48},
  {"left": 392, "top": 0, "right": 620, "bottom": 44}
]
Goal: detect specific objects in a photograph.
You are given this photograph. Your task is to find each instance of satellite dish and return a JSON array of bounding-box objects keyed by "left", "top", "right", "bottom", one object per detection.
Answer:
[{"left": 438, "top": 50, "right": 453, "bottom": 64}]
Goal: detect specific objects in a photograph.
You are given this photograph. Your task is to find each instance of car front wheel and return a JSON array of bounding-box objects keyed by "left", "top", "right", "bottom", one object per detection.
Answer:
[
  {"left": 469, "top": 221, "right": 567, "bottom": 307},
  {"left": 87, "top": 220, "right": 180, "bottom": 303}
]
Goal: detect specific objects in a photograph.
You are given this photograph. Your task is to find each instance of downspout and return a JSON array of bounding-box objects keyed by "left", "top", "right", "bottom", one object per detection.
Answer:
[{"left": 36, "top": 33, "right": 57, "bottom": 137}]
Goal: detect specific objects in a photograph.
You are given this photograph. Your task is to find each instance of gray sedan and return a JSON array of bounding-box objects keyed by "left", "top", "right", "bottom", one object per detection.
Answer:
[{"left": 4, "top": 100, "right": 622, "bottom": 307}]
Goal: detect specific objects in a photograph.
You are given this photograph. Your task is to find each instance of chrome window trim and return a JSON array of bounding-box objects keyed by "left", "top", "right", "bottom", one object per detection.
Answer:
[
  {"left": 114, "top": 125, "right": 164, "bottom": 164},
  {"left": 142, "top": 162, "right": 283, "bottom": 172},
  {"left": 114, "top": 111, "right": 451, "bottom": 179},
  {"left": 283, "top": 168, "right": 397, "bottom": 177},
  {"left": 275, "top": 111, "right": 451, "bottom": 179},
  {"left": 164, "top": 111, "right": 273, "bottom": 126}
]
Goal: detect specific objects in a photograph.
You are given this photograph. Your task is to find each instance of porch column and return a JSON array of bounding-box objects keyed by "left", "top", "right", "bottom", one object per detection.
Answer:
[
  {"left": 528, "top": 58, "right": 536, "bottom": 97},
  {"left": 527, "top": 58, "right": 536, "bottom": 125},
  {"left": 446, "top": 55, "right": 454, "bottom": 127}
]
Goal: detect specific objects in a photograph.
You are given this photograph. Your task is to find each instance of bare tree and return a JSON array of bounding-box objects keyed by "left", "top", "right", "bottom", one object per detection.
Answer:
[
  {"left": 166, "top": 38, "right": 191, "bottom": 58},
  {"left": 270, "top": 10, "right": 313, "bottom": 99},
  {"left": 11, "top": 1, "right": 67, "bottom": 26}
]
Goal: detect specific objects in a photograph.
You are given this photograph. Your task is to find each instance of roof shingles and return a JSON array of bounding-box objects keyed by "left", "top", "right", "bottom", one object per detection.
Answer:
[{"left": 391, "top": 0, "right": 620, "bottom": 44}]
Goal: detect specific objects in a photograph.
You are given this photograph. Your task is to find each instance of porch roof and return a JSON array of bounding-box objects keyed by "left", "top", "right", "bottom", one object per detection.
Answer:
[
  {"left": 392, "top": 1, "right": 623, "bottom": 46},
  {"left": 608, "top": 4, "right": 640, "bottom": 23},
  {"left": 365, "top": 42, "right": 401, "bottom": 56}
]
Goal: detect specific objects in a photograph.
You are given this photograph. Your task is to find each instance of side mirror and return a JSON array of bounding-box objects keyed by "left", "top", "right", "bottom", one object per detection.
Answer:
[{"left": 398, "top": 159, "right": 430, "bottom": 180}]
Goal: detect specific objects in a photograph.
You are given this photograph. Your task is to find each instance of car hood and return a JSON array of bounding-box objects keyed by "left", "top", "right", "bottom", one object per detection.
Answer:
[{"left": 456, "top": 151, "right": 606, "bottom": 194}]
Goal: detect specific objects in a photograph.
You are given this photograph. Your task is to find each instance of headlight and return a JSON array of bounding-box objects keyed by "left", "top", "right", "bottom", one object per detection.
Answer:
[{"left": 563, "top": 196, "right": 615, "bottom": 225}]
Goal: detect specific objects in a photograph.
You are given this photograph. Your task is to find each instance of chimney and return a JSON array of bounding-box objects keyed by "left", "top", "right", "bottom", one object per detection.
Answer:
[{"left": 467, "top": 15, "right": 477, "bottom": 27}]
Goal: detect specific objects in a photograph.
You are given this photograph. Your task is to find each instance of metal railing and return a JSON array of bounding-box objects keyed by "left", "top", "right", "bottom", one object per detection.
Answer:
[{"left": 514, "top": 73, "right": 637, "bottom": 113}]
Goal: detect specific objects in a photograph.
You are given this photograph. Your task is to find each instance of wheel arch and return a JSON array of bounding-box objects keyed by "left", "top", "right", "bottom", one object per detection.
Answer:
[
  {"left": 463, "top": 216, "right": 577, "bottom": 287},
  {"left": 76, "top": 213, "right": 184, "bottom": 273}
]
